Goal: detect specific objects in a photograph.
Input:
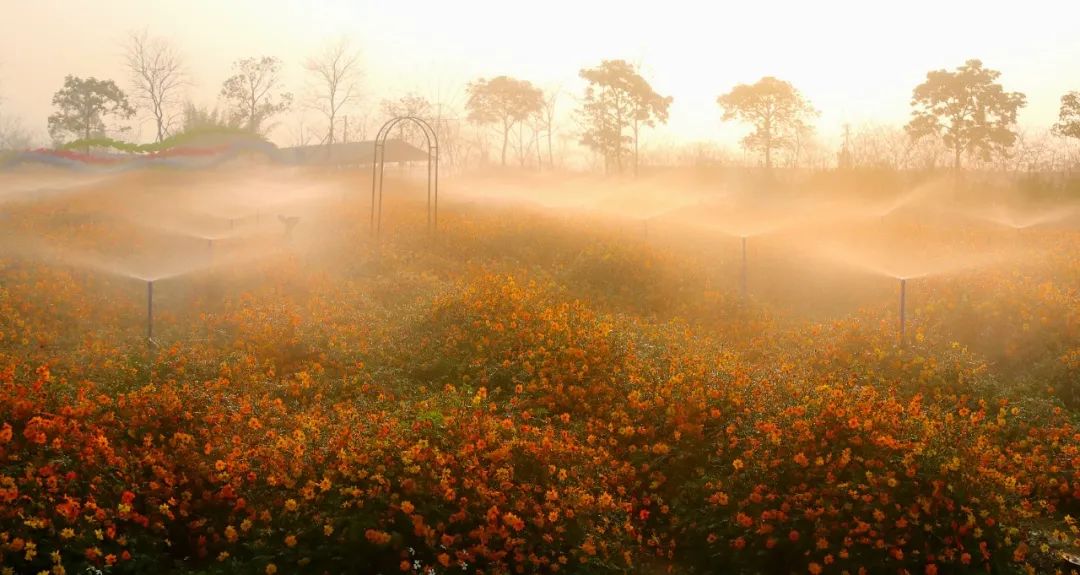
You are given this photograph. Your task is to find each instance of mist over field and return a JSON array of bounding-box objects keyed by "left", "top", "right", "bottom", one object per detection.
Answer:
[{"left": 1, "top": 2, "right": 1080, "bottom": 574}]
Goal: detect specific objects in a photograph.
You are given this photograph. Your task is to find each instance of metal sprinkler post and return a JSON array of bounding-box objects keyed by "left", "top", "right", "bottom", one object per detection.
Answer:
[
  {"left": 740, "top": 237, "right": 748, "bottom": 300},
  {"left": 898, "top": 278, "right": 907, "bottom": 343},
  {"left": 146, "top": 280, "right": 155, "bottom": 344}
]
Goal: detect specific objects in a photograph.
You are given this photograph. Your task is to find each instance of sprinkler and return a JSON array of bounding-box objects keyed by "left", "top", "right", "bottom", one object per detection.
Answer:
[
  {"left": 740, "top": 236, "right": 748, "bottom": 300},
  {"left": 146, "top": 280, "right": 155, "bottom": 344},
  {"left": 898, "top": 278, "right": 907, "bottom": 343}
]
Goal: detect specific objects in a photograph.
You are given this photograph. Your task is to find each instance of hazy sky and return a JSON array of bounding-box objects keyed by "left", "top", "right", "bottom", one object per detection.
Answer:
[{"left": 1, "top": 0, "right": 1078, "bottom": 148}]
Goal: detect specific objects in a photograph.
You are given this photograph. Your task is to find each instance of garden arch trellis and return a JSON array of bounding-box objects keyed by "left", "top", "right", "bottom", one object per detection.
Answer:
[{"left": 369, "top": 116, "right": 439, "bottom": 238}]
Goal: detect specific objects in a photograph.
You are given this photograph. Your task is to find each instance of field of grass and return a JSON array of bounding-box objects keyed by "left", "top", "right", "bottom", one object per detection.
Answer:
[{"left": 0, "top": 167, "right": 1078, "bottom": 574}]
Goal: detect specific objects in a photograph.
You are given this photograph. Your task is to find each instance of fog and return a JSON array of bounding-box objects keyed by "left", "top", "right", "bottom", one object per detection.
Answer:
[{"left": 3, "top": 4, "right": 1080, "bottom": 574}]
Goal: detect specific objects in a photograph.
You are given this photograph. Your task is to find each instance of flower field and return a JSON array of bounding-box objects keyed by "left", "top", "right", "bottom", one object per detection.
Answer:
[{"left": 0, "top": 169, "right": 1078, "bottom": 574}]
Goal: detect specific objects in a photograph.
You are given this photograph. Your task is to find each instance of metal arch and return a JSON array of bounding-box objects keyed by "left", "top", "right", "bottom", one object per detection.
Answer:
[{"left": 370, "top": 116, "right": 440, "bottom": 238}]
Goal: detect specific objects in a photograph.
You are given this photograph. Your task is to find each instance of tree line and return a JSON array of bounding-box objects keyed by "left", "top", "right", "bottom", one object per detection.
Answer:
[{"left": 4, "top": 30, "right": 1080, "bottom": 176}]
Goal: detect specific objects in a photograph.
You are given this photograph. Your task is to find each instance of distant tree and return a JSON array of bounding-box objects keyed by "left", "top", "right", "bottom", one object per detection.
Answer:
[
  {"left": 124, "top": 30, "right": 187, "bottom": 142},
  {"left": 466, "top": 76, "right": 543, "bottom": 166},
  {"left": 716, "top": 76, "right": 817, "bottom": 171},
  {"left": 380, "top": 92, "right": 432, "bottom": 146},
  {"left": 0, "top": 85, "right": 32, "bottom": 150},
  {"left": 47, "top": 76, "right": 135, "bottom": 148},
  {"left": 220, "top": 56, "right": 292, "bottom": 135},
  {"left": 906, "top": 59, "right": 1026, "bottom": 171},
  {"left": 0, "top": 112, "right": 32, "bottom": 150},
  {"left": 1052, "top": 91, "right": 1080, "bottom": 140},
  {"left": 579, "top": 60, "right": 671, "bottom": 176},
  {"left": 305, "top": 38, "right": 362, "bottom": 145},
  {"left": 538, "top": 88, "right": 559, "bottom": 169}
]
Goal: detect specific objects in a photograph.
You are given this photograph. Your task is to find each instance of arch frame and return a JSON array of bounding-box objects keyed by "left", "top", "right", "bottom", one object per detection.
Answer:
[{"left": 370, "top": 116, "right": 439, "bottom": 238}]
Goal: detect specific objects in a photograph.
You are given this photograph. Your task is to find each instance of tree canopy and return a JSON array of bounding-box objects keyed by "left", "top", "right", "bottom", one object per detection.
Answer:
[
  {"left": 47, "top": 76, "right": 135, "bottom": 147},
  {"left": 1051, "top": 91, "right": 1080, "bottom": 140},
  {"left": 220, "top": 56, "right": 292, "bottom": 135},
  {"left": 578, "top": 60, "right": 671, "bottom": 175},
  {"left": 717, "top": 76, "right": 817, "bottom": 171},
  {"left": 466, "top": 76, "right": 543, "bottom": 166},
  {"left": 906, "top": 59, "right": 1026, "bottom": 170}
]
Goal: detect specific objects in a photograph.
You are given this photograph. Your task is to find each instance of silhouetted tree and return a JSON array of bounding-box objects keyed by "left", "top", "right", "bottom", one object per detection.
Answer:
[
  {"left": 380, "top": 92, "right": 432, "bottom": 146},
  {"left": 305, "top": 38, "right": 362, "bottom": 145},
  {"left": 220, "top": 56, "right": 292, "bottom": 135},
  {"left": 47, "top": 76, "right": 135, "bottom": 148},
  {"left": 1052, "top": 91, "right": 1080, "bottom": 141},
  {"left": 124, "top": 30, "right": 188, "bottom": 142},
  {"left": 466, "top": 76, "right": 543, "bottom": 167},
  {"left": 717, "top": 76, "right": 817, "bottom": 171},
  {"left": 906, "top": 59, "right": 1026, "bottom": 172},
  {"left": 579, "top": 60, "right": 671, "bottom": 176}
]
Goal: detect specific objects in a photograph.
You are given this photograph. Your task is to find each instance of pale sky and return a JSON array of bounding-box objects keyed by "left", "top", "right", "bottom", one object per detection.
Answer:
[{"left": 1, "top": 0, "right": 1078, "bottom": 149}]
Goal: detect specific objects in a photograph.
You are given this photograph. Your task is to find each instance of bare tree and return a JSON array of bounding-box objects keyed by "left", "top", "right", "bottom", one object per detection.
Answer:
[
  {"left": 305, "top": 38, "right": 362, "bottom": 145},
  {"left": 124, "top": 30, "right": 188, "bottom": 142},
  {"left": 220, "top": 56, "right": 292, "bottom": 135}
]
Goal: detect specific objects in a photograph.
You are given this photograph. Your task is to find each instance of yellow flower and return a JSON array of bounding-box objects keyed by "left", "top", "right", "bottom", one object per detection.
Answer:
[
  {"left": 265, "top": 564, "right": 277, "bottom": 575},
  {"left": 284, "top": 499, "right": 298, "bottom": 512},
  {"left": 324, "top": 524, "right": 334, "bottom": 536}
]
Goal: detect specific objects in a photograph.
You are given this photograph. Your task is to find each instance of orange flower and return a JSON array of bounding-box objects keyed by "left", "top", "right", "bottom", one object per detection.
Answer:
[
  {"left": 401, "top": 500, "right": 415, "bottom": 514},
  {"left": 808, "top": 562, "right": 823, "bottom": 575},
  {"left": 581, "top": 539, "right": 597, "bottom": 556}
]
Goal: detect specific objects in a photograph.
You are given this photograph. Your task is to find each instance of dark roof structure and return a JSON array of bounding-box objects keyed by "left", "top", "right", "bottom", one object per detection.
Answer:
[{"left": 275, "top": 139, "right": 428, "bottom": 166}]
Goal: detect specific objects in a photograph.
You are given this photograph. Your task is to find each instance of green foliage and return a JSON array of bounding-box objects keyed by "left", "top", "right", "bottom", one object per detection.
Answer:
[
  {"left": 906, "top": 59, "right": 1026, "bottom": 170},
  {"left": 47, "top": 75, "right": 136, "bottom": 146},
  {"left": 717, "top": 76, "right": 818, "bottom": 171},
  {"left": 58, "top": 126, "right": 267, "bottom": 154}
]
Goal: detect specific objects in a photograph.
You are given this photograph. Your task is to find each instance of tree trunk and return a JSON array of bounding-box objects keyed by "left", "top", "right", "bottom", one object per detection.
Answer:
[
  {"left": 501, "top": 121, "right": 508, "bottom": 166},
  {"left": 633, "top": 118, "right": 639, "bottom": 178},
  {"left": 535, "top": 128, "right": 542, "bottom": 170},
  {"left": 547, "top": 126, "right": 554, "bottom": 169}
]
